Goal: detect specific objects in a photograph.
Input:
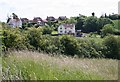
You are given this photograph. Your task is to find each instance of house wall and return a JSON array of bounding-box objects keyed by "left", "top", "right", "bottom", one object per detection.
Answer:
[
  {"left": 8, "top": 19, "right": 22, "bottom": 28},
  {"left": 58, "top": 24, "right": 75, "bottom": 34}
]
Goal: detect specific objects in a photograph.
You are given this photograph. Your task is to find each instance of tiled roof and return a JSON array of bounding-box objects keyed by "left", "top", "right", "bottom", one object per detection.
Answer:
[{"left": 62, "top": 24, "right": 74, "bottom": 28}]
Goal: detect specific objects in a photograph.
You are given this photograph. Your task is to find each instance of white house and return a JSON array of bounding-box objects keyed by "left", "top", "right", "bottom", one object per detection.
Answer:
[
  {"left": 58, "top": 23, "right": 75, "bottom": 35},
  {"left": 7, "top": 18, "right": 22, "bottom": 28},
  {"left": 7, "top": 13, "right": 22, "bottom": 28}
]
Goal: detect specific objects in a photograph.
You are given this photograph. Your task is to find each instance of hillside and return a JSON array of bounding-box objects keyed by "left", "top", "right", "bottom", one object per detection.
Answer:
[{"left": 2, "top": 51, "right": 118, "bottom": 80}]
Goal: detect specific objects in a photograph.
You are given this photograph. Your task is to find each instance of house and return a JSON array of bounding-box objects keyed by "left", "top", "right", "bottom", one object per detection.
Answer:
[
  {"left": 58, "top": 16, "right": 67, "bottom": 20},
  {"left": 33, "top": 17, "right": 42, "bottom": 23},
  {"left": 7, "top": 18, "right": 22, "bottom": 28},
  {"left": 28, "top": 17, "right": 49, "bottom": 27},
  {"left": 21, "top": 18, "right": 29, "bottom": 23},
  {"left": 46, "top": 16, "right": 57, "bottom": 22},
  {"left": 58, "top": 23, "right": 75, "bottom": 35},
  {"left": 7, "top": 13, "right": 22, "bottom": 28}
]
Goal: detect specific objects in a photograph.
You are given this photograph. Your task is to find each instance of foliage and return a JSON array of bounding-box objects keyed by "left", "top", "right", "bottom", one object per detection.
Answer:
[
  {"left": 77, "top": 38, "right": 104, "bottom": 58},
  {"left": 100, "top": 14, "right": 120, "bottom": 20},
  {"left": 41, "top": 26, "right": 53, "bottom": 35},
  {"left": 108, "top": 14, "right": 120, "bottom": 20},
  {"left": 101, "top": 24, "right": 115, "bottom": 37},
  {"left": 76, "top": 16, "right": 113, "bottom": 33},
  {"left": 75, "top": 17, "right": 85, "bottom": 30},
  {"left": 2, "top": 22, "right": 119, "bottom": 59},
  {"left": 97, "top": 18, "right": 113, "bottom": 31},
  {"left": 60, "top": 35, "right": 79, "bottom": 56},
  {"left": 83, "top": 16, "right": 98, "bottom": 33},
  {"left": 3, "top": 28, "right": 26, "bottom": 50},
  {"left": 25, "top": 28, "right": 43, "bottom": 50},
  {"left": 103, "top": 35, "right": 120, "bottom": 59},
  {"left": 113, "top": 20, "right": 120, "bottom": 30}
]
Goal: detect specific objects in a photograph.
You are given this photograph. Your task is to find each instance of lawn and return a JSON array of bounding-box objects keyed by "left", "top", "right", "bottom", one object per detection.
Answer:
[
  {"left": 51, "top": 31, "right": 58, "bottom": 34},
  {"left": 2, "top": 50, "right": 118, "bottom": 80}
]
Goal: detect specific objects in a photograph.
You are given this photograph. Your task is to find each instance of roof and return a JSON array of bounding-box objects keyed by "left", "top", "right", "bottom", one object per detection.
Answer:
[
  {"left": 62, "top": 24, "right": 75, "bottom": 28},
  {"left": 58, "top": 16, "right": 67, "bottom": 20},
  {"left": 21, "top": 18, "right": 29, "bottom": 22},
  {"left": 33, "top": 17, "right": 42, "bottom": 22},
  {"left": 42, "top": 19, "right": 48, "bottom": 22},
  {"left": 46, "top": 16, "right": 56, "bottom": 21}
]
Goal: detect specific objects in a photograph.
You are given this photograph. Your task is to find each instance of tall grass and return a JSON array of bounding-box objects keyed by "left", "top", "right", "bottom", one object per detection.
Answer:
[{"left": 2, "top": 50, "right": 118, "bottom": 80}]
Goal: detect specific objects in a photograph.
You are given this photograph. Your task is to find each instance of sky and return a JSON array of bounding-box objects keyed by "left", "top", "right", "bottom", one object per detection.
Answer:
[{"left": 0, "top": 0, "right": 119, "bottom": 22}]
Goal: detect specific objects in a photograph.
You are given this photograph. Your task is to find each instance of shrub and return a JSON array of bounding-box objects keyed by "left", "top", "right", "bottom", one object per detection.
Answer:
[
  {"left": 77, "top": 38, "right": 104, "bottom": 58},
  {"left": 3, "top": 26, "right": 119, "bottom": 59},
  {"left": 101, "top": 24, "right": 115, "bottom": 37},
  {"left": 60, "top": 35, "right": 80, "bottom": 56},
  {"left": 3, "top": 28, "right": 27, "bottom": 50},
  {"left": 103, "top": 35, "right": 120, "bottom": 59},
  {"left": 25, "top": 28, "right": 43, "bottom": 50},
  {"left": 41, "top": 26, "right": 53, "bottom": 35}
]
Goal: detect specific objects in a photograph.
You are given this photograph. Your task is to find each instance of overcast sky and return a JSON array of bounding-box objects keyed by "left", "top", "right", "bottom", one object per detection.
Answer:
[{"left": 0, "top": 0, "right": 119, "bottom": 22}]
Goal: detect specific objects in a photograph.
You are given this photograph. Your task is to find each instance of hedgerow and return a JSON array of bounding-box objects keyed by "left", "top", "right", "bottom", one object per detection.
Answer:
[{"left": 2, "top": 27, "right": 120, "bottom": 59}]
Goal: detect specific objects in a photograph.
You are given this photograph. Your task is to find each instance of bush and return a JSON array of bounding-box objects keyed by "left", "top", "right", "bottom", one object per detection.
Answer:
[
  {"left": 3, "top": 28, "right": 27, "bottom": 50},
  {"left": 103, "top": 35, "right": 120, "bottom": 59},
  {"left": 3, "top": 26, "right": 119, "bottom": 59},
  {"left": 41, "top": 26, "right": 53, "bottom": 35},
  {"left": 60, "top": 35, "right": 80, "bottom": 56},
  {"left": 25, "top": 28, "right": 43, "bottom": 50},
  {"left": 101, "top": 24, "right": 115, "bottom": 37},
  {"left": 77, "top": 38, "right": 104, "bottom": 58}
]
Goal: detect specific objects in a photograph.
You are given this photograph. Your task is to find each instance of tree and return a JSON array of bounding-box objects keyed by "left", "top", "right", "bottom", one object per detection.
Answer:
[
  {"left": 97, "top": 18, "right": 113, "bottom": 32},
  {"left": 75, "top": 17, "right": 85, "bottom": 30},
  {"left": 108, "top": 14, "right": 119, "bottom": 20},
  {"left": 83, "top": 16, "right": 98, "bottom": 33},
  {"left": 101, "top": 24, "right": 115, "bottom": 37},
  {"left": 92, "top": 12, "right": 95, "bottom": 17},
  {"left": 65, "top": 17, "right": 77, "bottom": 24},
  {"left": 42, "top": 26, "right": 53, "bottom": 35},
  {"left": 103, "top": 35, "right": 120, "bottom": 59}
]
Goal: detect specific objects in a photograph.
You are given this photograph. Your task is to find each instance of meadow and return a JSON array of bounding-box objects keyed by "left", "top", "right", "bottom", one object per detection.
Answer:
[
  {"left": 2, "top": 50, "right": 118, "bottom": 80},
  {"left": 1, "top": 17, "right": 120, "bottom": 80}
]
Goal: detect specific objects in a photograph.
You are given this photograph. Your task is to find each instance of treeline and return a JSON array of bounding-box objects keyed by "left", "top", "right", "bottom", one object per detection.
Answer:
[
  {"left": 2, "top": 27, "right": 120, "bottom": 59},
  {"left": 22, "top": 13, "right": 120, "bottom": 35}
]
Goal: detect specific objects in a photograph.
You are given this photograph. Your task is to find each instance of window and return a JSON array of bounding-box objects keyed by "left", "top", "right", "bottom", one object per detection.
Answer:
[
  {"left": 69, "top": 31, "right": 72, "bottom": 33},
  {"left": 65, "top": 31, "right": 67, "bottom": 33},
  {"left": 60, "top": 31, "right": 62, "bottom": 33}
]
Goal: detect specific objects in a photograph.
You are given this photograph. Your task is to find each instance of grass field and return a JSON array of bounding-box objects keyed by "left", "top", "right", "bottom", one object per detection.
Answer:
[{"left": 2, "top": 51, "right": 118, "bottom": 80}]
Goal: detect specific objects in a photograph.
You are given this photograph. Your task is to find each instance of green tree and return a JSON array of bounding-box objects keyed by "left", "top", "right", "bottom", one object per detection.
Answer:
[
  {"left": 97, "top": 18, "right": 113, "bottom": 32},
  {"left": 101, "top": 24, "right": 115, "bottom": 37},
  {"left": 75, "top": 17, "right": 85, "bottom": 30},
  {"left": 60, "top": 35, "right": 79, "bottom": 56},
  {"left": 83, "top": 16, "right": 98, "bottom": 33},
  {"left": 108, "top": 14, "right": 119, "bottom": 20},
  {"left": 26, "top": 28, "right": 43, "bottom": 50},
  {"left": 42, "top": 26, "right": 53, "bottom": 35},
  {"left": 103, "top": 35, "right": 120, "bottom": 59}
]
